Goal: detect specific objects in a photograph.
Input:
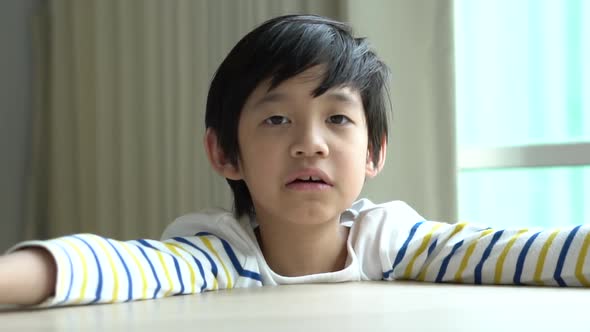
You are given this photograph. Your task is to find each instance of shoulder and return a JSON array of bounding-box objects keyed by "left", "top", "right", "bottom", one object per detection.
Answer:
[
  {"left": 160, "top": 208, "right": 257, "bottom": 249},
  {"left": 346, "top": 199, "right": 428, "bottom": 280},
  {"left": 345, "top": 198, "right": 426, "bottom": 227},
  {"left": 347, "top": 198, "right": 432, "bottom": 244}
]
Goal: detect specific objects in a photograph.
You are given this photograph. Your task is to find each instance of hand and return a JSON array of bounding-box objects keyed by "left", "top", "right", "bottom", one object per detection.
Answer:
[{"left": 0, "top": 248, "right": 57, "bottom": 305}]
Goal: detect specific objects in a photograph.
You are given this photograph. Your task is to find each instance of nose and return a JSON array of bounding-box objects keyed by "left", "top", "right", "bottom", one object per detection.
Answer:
[{"left": 289, "top": 124, "right": 329, "bottom": 158}]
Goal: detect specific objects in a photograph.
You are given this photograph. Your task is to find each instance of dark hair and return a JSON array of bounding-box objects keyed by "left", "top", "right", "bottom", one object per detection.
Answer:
[{"left": 205, "top": 14, "right": 390, "bottom": 218}]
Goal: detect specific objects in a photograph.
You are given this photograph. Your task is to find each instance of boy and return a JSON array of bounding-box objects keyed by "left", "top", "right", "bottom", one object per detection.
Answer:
[{"left": 1, "top": 14, "right": 589, "bottom": 308}]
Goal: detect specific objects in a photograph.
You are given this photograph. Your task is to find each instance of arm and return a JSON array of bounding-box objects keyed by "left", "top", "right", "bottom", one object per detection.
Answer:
[
  {"left": 385, "top": 220, "right": 590, "bottom": 286},
  {"left": 0, "top": 248, "right": 57, "bottom": 305},
  {"left": 2, "top": 233, "right": 262, "bottom": 307}
]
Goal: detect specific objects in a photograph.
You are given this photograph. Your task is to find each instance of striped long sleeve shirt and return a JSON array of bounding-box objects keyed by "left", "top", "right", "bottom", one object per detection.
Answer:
[{"left": 8, "top": 199, "right": 590, "bottom": 307}]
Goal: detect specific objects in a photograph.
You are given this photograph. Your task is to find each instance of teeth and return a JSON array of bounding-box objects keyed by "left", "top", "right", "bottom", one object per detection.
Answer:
[{"left": 296, "top": 176, "right": 323, "bottom": 182}]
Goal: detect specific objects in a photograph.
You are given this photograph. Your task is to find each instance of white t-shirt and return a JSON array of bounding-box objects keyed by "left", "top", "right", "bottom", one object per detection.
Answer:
[
  {"left": 160, "top": 199, "right": 424, "bottom": 285},
  {"left": 10, "top": 199, "right": 590, "bottom": 307}
]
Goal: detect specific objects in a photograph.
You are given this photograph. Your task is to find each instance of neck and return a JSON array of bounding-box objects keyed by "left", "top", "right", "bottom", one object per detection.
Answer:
[{"left": 255, "top": 217, "right": 350, "bottom": 277}]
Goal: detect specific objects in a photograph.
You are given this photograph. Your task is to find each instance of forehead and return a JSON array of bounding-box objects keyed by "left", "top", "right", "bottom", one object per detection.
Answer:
[{"left": 244, "top": 66, "right": 362, "bottom": 109}]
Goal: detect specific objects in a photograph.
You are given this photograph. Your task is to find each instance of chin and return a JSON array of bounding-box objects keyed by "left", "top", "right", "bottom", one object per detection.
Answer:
[{"left": 282, "top": 205, "right": 342, "bottom": 225}]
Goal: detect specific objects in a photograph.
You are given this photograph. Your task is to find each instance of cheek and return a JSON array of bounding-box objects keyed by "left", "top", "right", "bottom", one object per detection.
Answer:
[
  {"left": 238, "top": 137, "right": 280, "bottom": 182},
  {"left": 334, "top": 136, "right": 368, "bottom": 171},
  {"left": 350, "top": 135, "right": 371, "bottom": 176},
  {"left": 349, "top": 131, "right": 369, "bottom": 158}
]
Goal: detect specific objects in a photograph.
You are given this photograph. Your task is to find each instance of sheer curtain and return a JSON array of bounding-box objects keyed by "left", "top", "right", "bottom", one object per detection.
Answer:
[
  {"left": 24, "top": 0, "right": 456, "bottom": 241},
  {"left": 345, "top": 0, "right": 456, "bottom": 222}
]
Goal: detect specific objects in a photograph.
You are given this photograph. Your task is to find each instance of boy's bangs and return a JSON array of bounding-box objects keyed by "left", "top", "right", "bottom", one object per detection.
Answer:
[{"left": 258, "top": 21, "right": 375, "bottom": 97}]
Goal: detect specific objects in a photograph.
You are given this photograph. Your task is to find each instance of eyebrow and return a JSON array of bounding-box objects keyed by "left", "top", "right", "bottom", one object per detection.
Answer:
[{"left": 253, "top": 90, "right": 360, "bottom": 108}]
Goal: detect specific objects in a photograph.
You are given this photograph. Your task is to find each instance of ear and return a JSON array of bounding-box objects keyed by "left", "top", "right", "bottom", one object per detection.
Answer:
[
  {"left": 204, "top": 128, "right": 242, "bottom": 180},
  {"left": 366, "top": 136, "right": 387, "bottom": 178}
]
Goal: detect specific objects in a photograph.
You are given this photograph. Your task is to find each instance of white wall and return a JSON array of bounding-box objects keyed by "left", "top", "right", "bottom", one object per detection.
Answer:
[{"left": 0, "top": 0, "right": 41, "bottom": 251}]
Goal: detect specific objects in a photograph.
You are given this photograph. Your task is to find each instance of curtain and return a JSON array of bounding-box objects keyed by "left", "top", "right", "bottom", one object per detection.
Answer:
[
  {"left": 345, "top": 0, "right": 457, "bottom": 222},
  {"left": 25, "top": 0, "right": 455, "bottom": 242}
]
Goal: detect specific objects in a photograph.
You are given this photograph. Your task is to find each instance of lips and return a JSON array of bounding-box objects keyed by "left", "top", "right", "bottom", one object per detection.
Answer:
[{"left": 285, "top": 168, "right": 333, "bottom": 186}]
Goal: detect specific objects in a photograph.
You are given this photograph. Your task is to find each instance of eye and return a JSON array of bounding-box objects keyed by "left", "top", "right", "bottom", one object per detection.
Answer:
[
  {"left": 264, "top": 115, "right": 290, "bottom": 125},
  {"left": 327, "top": 114, "right": 351, "bottom": 125}
]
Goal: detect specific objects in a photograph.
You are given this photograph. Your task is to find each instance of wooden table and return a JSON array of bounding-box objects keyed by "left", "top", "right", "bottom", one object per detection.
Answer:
[{"left": 0, "top": 281, "right": 587, "bottom": 331}]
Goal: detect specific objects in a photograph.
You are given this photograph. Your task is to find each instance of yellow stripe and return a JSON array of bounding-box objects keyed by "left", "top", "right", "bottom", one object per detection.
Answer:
[
  {"left": 454, "top": 229, "right": 493, "bottom": 283},
  {"left": 200, "top": 236, "right": 233, "bottom": 289},
  {"left": 403, "top": 223, "right": 444, "bottom": 279},
  {"left": 575, "top": 231, "right": 590, "bottom": 286},
  {"left": 93, "top": 236, "right": 119, "bottom": 303},
  {"left": 417, "top": 222, "right": 467, "bottom": 281},
  {"left": 154, "top": 249, "right": 175, "bottom": 297},
  {"left": 533, "top": 229, "right": 560, "bottom": 285},
  {"left": 494, "top": 229, "right": 528, "bottom": 284},
  {"left": 60, "top": 238, "right": 89, "bottom": 304},
  {"left": 120, "top": 242, "right": 149, "bottom": 299},
  {"left": 165, "top": 243, "right": 196, "bottom": 294}
]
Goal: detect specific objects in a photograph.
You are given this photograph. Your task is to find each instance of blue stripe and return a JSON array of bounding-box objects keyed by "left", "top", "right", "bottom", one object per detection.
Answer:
[
  {"left": 382, "top": 269, "right": 393, "bottom": 279},
  {"left": 173, "top": 237, "right": 220, "bottom": 287},
  {"left": 394, "top": 238, "right": 440, "bottom": 280},
  {"left": 103, "top": 238, "right": 133, "bottom": 301},
  {"left": 172, "top": 254, "right": 183, "bottom": 294},
  {"left": 72, "top": 235, "right": 103, "bottom": 303},
  {"left": 54, "top": 242, "right": 74, "bottom": 305},
  {"left": 554, "top": 225, "right": 581, "bottom": 287},
  {"left": 134, "top": 241, "right": 161, "bottom": 299},
  {"left": 474, "top": 230, "right": 504, "bottom": 284},
  {"left": 435, "top": 240, "right": 465, "bottom": 283},
  {"left": 389, "top": 237, "right": 440, "bottom": 280},
  {"left": 191, "top": 255, "right": 207, "bottom": 292},
  {"left": 427, "top": 239, "right": 438, "bottom": 258},
  {"left": 196, "top": 232, "right": 263, "bottom": 283},
  {"left": 390, "top": 221, "right": 424, "bottom": 273},
  {"left": 171, "top": 237, "right": 209, "bottom": 291},
  {"left": 513, "top": 231, "right": 541, "bottom": 285},
  {"left": 137, "top": 239, "right": 185, "bottom": 295}
]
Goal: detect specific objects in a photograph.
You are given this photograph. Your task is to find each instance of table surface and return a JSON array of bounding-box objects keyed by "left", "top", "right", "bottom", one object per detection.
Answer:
[{"left": 0, "top": 281, "right": 587, "bottom": 332}]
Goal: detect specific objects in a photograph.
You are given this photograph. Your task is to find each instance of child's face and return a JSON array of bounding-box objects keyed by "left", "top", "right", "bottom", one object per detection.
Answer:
[{"left": 233, "top": 66, "right": 378, "bottom": 226}]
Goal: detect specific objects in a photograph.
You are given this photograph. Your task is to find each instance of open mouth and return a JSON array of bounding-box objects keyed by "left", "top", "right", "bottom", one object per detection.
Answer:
[
  {"left": 285, "top": 169, "right": 333, "bottom": 189},
  {"left": 286, "top": 175, "right": 332, "bottom": 191},
  {"left": 289, "top": 176, "right": 327, "bottom": 185}
]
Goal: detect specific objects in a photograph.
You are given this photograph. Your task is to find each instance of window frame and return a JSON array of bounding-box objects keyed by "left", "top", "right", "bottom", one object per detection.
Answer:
[{"left": 458, "top": 143, "right": 590, "bottom": 170}]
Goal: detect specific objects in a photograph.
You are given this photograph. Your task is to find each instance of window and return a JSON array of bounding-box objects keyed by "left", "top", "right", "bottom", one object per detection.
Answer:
[{"left": 454, "top": 0, "right": 590, "bottom": 228}]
